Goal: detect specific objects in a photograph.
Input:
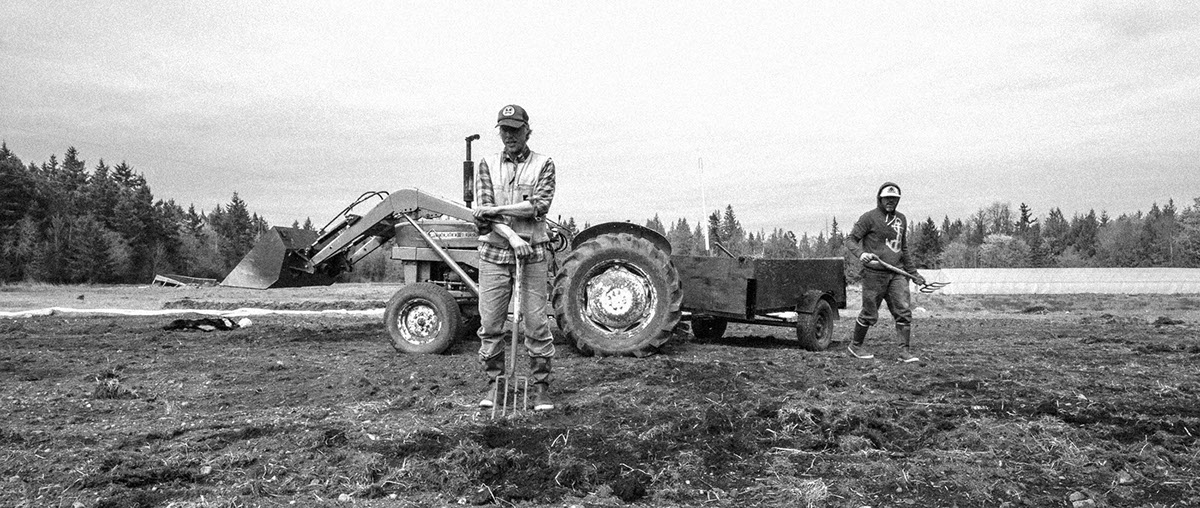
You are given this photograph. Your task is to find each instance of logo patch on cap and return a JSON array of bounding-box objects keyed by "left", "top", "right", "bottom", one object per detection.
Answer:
[{"left": 502, "top": 106, "right": 515, "bottom": 116}]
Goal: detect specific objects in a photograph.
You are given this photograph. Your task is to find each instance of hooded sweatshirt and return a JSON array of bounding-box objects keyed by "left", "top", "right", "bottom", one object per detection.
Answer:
[{"left": 846, "top": 182, "right": 917, "bottom": 273}]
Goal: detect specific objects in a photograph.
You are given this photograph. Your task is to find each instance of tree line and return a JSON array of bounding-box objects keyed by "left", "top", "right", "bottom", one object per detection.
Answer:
[
  {"left": 6, "top": 144, "right": 1200, "bottom": 285},
  {"left": 643, "top": 198, "right": 1200, "bottom": 279},
  {"left": 0, "top": 144, "right": 271, "bottom": 283}
]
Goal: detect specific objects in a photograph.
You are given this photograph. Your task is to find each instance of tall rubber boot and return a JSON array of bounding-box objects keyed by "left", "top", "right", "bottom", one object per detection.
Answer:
[
  {"left": 896, "top": 326, "right": 918, "bottom": 362},
  {"left": 847, "top": 322, "right": 873, "bottom": 359},
  {"left": 478, "top": 353, "right": 505, "bottom": 408},
  {"left": 530, "top": 357, "right": 554, "bottom": 411}
]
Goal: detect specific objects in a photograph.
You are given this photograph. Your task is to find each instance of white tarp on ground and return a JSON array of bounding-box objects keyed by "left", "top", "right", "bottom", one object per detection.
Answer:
[
  {"left": 917, "top": 268, "right": 1200, "bottom": 295},
  {"left": 0, "top": 307, "right": 385, "bottom": 319}
]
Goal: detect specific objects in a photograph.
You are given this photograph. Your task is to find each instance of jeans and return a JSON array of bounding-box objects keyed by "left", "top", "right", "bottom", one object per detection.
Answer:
[
  {"left": 477, "top": 258, "right": 555, "bottom": 360},
  {"left": 856, "top": 268, "right": 912, "bottom": 329}
]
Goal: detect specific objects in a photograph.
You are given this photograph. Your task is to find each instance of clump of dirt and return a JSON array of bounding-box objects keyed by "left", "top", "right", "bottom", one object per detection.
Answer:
[{"left": 92, "top": 368, "right": 139, "bottom": 400}]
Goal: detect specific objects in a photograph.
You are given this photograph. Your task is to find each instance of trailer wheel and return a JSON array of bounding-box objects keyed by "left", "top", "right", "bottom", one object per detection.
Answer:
[
  {"left": 553, "top": 233, "right": 681, "bottom": 357},
  {"left": 385, "top": 283, "right": 461, "bottom": 354},
  {"left": 796, "top": 299, "right": 834, "bottom": 351},
  {"left": 690, "top": 316, "right": 727, "bottom": 342}
]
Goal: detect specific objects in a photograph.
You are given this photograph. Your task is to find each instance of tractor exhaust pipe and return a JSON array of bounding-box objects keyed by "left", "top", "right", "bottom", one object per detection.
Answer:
[{"left": 463, "top": 134, "right": 480, "bottom": 208}]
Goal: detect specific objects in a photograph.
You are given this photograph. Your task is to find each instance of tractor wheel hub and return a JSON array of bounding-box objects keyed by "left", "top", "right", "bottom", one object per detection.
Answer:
[{"left": 584, "top": 265, "right": 652, "bottom": 330}]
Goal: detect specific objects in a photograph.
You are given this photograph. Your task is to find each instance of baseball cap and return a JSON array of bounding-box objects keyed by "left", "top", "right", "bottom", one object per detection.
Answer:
[
  {"left": 879, "top": 185, "right": 901, "bottom": 198},
  {"left": 496, "top": 104, "right": 529, "bottom": 128}
]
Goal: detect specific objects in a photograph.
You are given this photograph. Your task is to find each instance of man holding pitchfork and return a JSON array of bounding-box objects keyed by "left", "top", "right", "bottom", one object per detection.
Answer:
[{"left": 472, "top": 104, "right": 557, "bottom": 412}]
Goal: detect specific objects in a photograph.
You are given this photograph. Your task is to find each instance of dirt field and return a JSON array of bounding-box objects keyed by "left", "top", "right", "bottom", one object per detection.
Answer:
[{"left": 2, "top": 283, "right": 1199, "bottom": 507}]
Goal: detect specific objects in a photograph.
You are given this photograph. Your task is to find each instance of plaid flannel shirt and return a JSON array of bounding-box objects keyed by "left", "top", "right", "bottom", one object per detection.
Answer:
[{"left": 476, "top": 147, "right": 556, "bottom": 265}]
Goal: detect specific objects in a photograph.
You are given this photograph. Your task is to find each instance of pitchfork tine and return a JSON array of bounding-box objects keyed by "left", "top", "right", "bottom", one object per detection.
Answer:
[
  {"left": 919, "top": 282, "right": 950, "bottom": 294},
  {"left": 873, "top": 260, "right": 949, "bottom": 294},
  {"left": 492, "top": 259, "right": 530, "bottom": 418}
]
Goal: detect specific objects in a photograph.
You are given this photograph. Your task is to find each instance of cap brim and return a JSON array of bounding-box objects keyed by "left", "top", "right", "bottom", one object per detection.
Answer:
[{"left": 496, "top": 119, "right": 526, "bottom": 128}]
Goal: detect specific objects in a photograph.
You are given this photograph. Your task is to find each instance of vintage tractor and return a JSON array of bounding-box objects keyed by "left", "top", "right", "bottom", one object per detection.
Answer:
[{"left": 222, "top": 136, "right": 846, "bottom": 356}]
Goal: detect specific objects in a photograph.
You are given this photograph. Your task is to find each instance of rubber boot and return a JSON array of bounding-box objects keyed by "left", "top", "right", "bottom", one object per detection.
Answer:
[
  {"left": 530, "top": 356, "right": 554, "bottom": 411},
  {"left": 478, "top": 353, "right": 505, "bottom": 408},
  {"left": 847, "top": 322, "right": 873, "bottom": 359},
  {"left": 896, "top": 326, "right": 918, "bottom": 362}
]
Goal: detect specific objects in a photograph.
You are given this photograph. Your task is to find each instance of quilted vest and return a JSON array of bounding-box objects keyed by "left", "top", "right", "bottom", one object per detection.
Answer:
[{"left": 477, "top": 150, "right": 551, "bottom": 246}]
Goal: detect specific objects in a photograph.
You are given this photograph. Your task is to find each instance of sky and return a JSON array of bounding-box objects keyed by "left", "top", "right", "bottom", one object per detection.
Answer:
[{"left": 3, "top": 1, "right": 1199, "bottom": 237}]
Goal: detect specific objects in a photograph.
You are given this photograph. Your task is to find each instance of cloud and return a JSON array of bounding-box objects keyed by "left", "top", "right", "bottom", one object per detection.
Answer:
[{"left": 1087, "top": 0, "right": 1200, "bottom": 39}]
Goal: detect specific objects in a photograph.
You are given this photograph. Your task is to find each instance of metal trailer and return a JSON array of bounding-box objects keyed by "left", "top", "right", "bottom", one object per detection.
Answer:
[
  {"left": 221, "top": 135, "right": 847, "bottom": 356},
  {"left": 674, "top": 255, "right": 846, "bottom": 351}
]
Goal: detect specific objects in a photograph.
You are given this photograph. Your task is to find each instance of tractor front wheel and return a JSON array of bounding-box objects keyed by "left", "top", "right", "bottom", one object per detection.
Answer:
[{"left": 385, "top": 283, "right": 461, "bottom": 354}]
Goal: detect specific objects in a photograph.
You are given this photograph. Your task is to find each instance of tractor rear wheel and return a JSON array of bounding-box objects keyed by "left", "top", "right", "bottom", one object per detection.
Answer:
[
  {"left": 385, "top": 283, "right": 461, "bottom": 354},
  {"left": 690, "top": 316, "right": 727, "bottom": 342},
  {"left": 552, "top": 233, "right": 681, "bottom": 357},
  {"left": 796, "top": 299, "right": 834, "bottom": 351}
]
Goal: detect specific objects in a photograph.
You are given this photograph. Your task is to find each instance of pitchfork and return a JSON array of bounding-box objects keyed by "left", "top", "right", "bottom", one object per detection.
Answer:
[
  {"left": 492, "top": 259, "right": 529, "bottom": 418},
  {"left": 874, "top": 260, "right": 951, "bottom": 294}
]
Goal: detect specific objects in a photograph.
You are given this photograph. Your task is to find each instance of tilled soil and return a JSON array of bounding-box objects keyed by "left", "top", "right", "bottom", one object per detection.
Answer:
[{"left": 1, "top": 289, "right": 1199, "bottom": 507}]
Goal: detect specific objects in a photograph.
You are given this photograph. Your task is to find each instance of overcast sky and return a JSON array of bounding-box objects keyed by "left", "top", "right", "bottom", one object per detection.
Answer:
[{"left": 3, "top": 1, "right": 1198, "bottom": 236}]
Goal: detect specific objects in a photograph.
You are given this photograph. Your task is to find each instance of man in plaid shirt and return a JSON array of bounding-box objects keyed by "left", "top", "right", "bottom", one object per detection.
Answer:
[{"left": 473, "top": 104, "right": 558, "bottom": 411}]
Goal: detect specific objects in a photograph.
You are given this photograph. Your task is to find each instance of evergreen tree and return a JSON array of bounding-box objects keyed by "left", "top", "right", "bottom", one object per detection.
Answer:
[
  {"left": 828, "top": 217, "right": 844, "bottom": 253},
  {"left": 1178, "top": 197, "right": 1200, "bottom": 267},
  {"left": 719, "top": 205, "right": 746, "bottom": 255},
  {"left": 65, "top": 215, "right": 114, "bottom": 283},
  {"left": 217, "top": 193, "right": 256, "bottom": 271},
  {"left": 912, "top": 217, "right": 942, "bottom": 268},
  {"left": 692, "top": 221, "right": 708, "bottom": 256},
  {"left": 60, "top": 147, "right": 89, "bottom": 206},
  {"left": 707, "top": 210, "right": 722, "bottom": 255},
  {"left": 1042, "top": 208, "right": 1071, "bottom": 256},
  {"left": 747, "top": 230, "right": 764, "bottom": 257},
  {"left": 1016, "top": 203, "right": 1036, "bottom": 236},
  {"left": 1095, "top": 213, "right": 1143, "bottom": 267},
  {"left": 645, "top": 214, "right": 666, "bottom": 236},
  {"left": 796, "top": 232, "right": 814, "bottom": 258},
  {"left": 184, "top": 205, "right": 205, "bottom": 237},
  {"left": 764, "top": 228, "right": 800, "bottom": 258},
  {"left": 666, "top": 218, "right": 696, "bottom": 256},
  {"left": 1069, "top": 210, "right": 1100, "bottom": 258},
  {"left": 0, "top": 145, "right": 33, "bottom": 234},
  {"left": 1025, "top": 222, "right": 1049, "bottom": 267},
  {"left": 966, "top": 210, "right": 987, "bottom": 246}
]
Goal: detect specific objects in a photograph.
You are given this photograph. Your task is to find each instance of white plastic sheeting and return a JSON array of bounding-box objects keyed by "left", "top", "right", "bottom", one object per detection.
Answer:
[
  {"left": 917, "top": 268, "right": 1200, "bottom": 295},
  {"left": 0, "top": 307, "right": 385, "bottom": 319}
]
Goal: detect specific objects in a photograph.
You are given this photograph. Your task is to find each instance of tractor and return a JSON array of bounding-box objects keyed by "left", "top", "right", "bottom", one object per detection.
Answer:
[{"left": 222, "top": 135, "right": 846, "bottom": 357}]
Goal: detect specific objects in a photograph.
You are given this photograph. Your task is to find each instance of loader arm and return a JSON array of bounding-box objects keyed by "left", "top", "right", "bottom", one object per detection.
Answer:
[
  {"left": 307, "top": 188, "right": 476, "bottom": 269},
  {"left": 220, "top": 188, "right": 476, "bottom": 289}
]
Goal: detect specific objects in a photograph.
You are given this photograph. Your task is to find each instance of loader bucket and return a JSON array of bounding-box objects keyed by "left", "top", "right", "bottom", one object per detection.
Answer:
[{"left": 220, "top": 227, "right": 337, "bottom": 289}]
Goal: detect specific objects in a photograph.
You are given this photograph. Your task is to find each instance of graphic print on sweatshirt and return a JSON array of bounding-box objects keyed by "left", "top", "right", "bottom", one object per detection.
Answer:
[{"left": 885, "top": 215, "right": 903, "bottom": 253}]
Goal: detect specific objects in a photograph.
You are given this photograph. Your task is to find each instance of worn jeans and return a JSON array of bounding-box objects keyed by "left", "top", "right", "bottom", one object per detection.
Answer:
[
  {"left": 856, "top": 268, "right": 913, "bottom": 329},
  {"left": 477, "top": 258, "right": 555, "bottom": 360}
]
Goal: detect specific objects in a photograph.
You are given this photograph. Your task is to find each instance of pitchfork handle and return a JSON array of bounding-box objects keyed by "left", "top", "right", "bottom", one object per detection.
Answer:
[
  {"left": 510, "top": 260, "right": 523, "bottom": 371},
  {"left": 873, "top": 260, "right": 918, "bottom": 281}
]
